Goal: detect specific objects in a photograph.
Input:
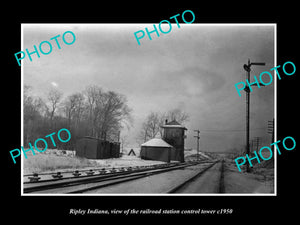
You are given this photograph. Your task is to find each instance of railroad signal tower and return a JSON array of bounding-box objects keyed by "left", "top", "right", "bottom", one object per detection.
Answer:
[
  {"left": 161, "top": 120, "right": 187, "bottom": 163},
  {"left": 243, "top": 59, "right": 265, "bottom": 172}
]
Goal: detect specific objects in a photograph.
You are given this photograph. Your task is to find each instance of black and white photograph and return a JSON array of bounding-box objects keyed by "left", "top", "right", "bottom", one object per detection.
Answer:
[
  {"left": 21, "top": 24, "right": 276, "bottom": 195},
  {"left": 3, "top": 3, "right": 299, "bottom": 221}
]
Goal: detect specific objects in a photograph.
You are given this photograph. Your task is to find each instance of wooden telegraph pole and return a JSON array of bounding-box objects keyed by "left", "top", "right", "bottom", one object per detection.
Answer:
[
  {"left": 268, "top": 119, "right": 275, "bottom": 151},
  {"left": 194, "top": 130, "right": 200, "bottom": 161}
]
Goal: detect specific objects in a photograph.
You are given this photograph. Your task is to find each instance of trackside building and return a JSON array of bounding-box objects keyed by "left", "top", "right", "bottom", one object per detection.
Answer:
[
  {"left": 140, "top": 138, "right": 174, "bottom": 163},
  {"left": 76, "top": 136, "right": 120, "bottom": 159}
]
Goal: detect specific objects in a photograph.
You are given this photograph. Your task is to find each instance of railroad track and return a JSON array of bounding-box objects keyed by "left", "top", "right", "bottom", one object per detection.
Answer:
[
  {"left": 166, "top": 160, "right": 224, "bottom": 193},
  {"left": 23, "top": 163, "right": 178, "bottom": 183},
  {"left": 23, "top": 160, "right": 218, "bottom": 194}
]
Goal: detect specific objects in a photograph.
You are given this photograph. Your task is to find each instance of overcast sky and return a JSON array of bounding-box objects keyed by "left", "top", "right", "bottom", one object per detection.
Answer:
[{"left": 23, "top": 24, "right": 275, "bottom": 152}]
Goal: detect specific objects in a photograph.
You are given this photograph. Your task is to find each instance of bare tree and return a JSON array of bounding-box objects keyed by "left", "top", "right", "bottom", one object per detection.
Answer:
[
  {"left": 139, "top": 112, "right": 161, "bottom": 143},
  {"left": 72, "top": 93, "right": 85, "bottom": 126},
  {"left": 63, "top": 94, "right": 76, "bottom": 128},
  {"left": 120, "top": 134, "right": 129, "bottom": 154},
  {"left": 23, "top": 84, "right": 133, "bottom": 149},
  {"left": 24, "top": 85, "right": 37, "bottom": 146},
  {"left": 84, "top": 85, "right": 103, "bottom": 136},
  {"left": 63, "top": 92, "right": 85, "bottom": 129},
  {"left": 138, "top": 108, "right": 189, "bottom": 143},
  {"left": 83, "top": 85, "right": 132, "bottom": 141},
  {"left": 166, "top": 108, "right": 189, "bottom": 124},
  {"left": 97, "top": 91, "right": 132, "bottom": 141},
  {"left": 23, "top": 85, "right": 47, "bottom": 146},
  {"left": 46, "top": 89, "right": 63, "bottom": 122}
]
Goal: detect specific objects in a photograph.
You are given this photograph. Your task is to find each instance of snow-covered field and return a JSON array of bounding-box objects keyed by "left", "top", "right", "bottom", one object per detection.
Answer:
[
  {"left": 89, "top": 155, "right": 166, "bottom": 169},
  {"left": 184, "top": 149, "right": 212, "bottom": 160},
  {"left": 23, "top": 149, "right": 95, "bottom": 174},
  {"left": 23, "top": 148, "right": 212, "bottom": 174},
  {"left": 23, "top": 149, "right": 165, "bottom": 174}
]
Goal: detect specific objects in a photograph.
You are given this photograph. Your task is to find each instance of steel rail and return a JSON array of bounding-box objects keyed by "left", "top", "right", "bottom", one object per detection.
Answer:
[
  {"left": 24, "top": 161, "right": 210, "bottom": 193},
  {"left": 23, "top": 162, "right": 177, "bottom": 177},
  {"left": 68, "top": 161, "right": 220, "bottom": 194},
  {"left": 23, "top": 163, "right": 177, "bottom": 184},
  {"left": 166, "top": 160, "right": 220, "bottom": 193}
]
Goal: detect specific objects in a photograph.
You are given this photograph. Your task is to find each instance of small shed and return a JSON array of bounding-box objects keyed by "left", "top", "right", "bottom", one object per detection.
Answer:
[
  {"left": 140, "top": 138, "right": 174, "bottom": 163},
  {"left": 76, "top": 136, "right": 120, "bottom": 159}
]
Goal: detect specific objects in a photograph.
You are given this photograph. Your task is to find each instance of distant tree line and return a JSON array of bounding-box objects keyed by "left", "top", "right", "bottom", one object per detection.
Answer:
[
  {"left": 138, "top": 108, "right": 189, "bottom": 144},
  {"left": 24, "top": 85, "right": 133, "bottom": 150}
]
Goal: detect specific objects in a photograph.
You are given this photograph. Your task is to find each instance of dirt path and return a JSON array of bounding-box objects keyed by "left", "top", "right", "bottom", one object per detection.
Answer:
[{"left": 223, "top": 161, "right": 274, "bottom": 194}]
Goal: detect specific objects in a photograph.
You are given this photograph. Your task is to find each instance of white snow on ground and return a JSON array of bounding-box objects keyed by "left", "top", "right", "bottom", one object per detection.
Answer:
[
  {"left": 122, "top": 148, "right": 211, "bottom": 159},
  {"left": 184, "top": 149, "right": 212, "bottom": 160},
  {"left": 23, "top": 148, "right": 212, "bottom": 174},
  {"left": 198, "top": 151, "right": 212, "bottom": 159},
  {"left": 89, "top": 155, "right": 166, "bottom": 168},
  {"left": 24, "top": 148, "right": 76, "bottom": 156},
  {"left": 23, "top": 148, "right": 165, "bottom": 174}
]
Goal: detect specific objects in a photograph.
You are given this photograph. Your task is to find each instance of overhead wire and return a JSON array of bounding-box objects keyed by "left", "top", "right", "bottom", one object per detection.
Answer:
[{"left": 200, "top": 127, "right": 266, "bottom": 133}]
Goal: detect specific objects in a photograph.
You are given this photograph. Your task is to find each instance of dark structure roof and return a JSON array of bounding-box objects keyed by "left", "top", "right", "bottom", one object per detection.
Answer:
[
  {"left": 161, "top": 119, "right": 187, "bottom": 130},
  {"left": 166, "top": 120, "right": 181, "bottom": 126}
]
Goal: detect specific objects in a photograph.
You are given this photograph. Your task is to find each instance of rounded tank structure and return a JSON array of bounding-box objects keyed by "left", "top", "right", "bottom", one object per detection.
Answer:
[{"left": 140, "top": 138, "right": 174, "bottom": 163}]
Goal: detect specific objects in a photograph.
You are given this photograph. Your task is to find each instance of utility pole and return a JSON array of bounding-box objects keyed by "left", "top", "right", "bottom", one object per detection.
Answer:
[
  {"left": 117, "top": 130, "right": 120, "bottom": 142},
  {"left": 144, "top": 130, "right": 148, "bottom": 143},
  {"left": 194, "top": 130, "right": 200, "bottom": 161},
  {"left": 243, "top": 59, "right": 265, "bottom": 172},
  {"left": 253, "top": 137, "right": 260, "bottom": 152},
  {"left": 268, "top": 119, "right": 274, "bottom": 151}
]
